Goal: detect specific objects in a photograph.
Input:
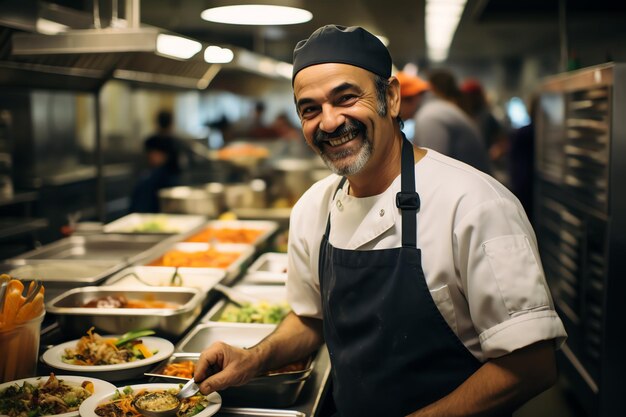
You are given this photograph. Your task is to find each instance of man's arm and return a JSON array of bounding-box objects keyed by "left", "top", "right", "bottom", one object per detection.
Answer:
[
  {"left": 408, "top": 340, "right": 558, "bottom": 417},
  {"left": 195, "top": 312, "right": 324, "bottom": 394}
]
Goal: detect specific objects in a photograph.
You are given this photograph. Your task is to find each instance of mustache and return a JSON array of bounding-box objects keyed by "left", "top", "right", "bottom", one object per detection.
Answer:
[{"left": 313, "top": 118, "right": 366, "bottom": 147}]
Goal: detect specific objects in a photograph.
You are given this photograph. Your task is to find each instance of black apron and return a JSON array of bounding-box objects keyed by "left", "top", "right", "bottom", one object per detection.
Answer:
[{"left": 319, "top": 138, "right": 482, "bottom": 417}]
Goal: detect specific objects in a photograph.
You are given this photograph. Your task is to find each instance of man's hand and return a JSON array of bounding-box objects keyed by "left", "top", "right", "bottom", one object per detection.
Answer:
[
  {"left": 193, "top": 312, "right": 324, "bottom": 395},
  {"left": 194, "top": 342, "right": 262, "bottom": 394}
]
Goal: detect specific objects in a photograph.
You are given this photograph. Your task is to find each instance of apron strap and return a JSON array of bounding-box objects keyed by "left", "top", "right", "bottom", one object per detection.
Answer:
[
  {"left": 325, "top": 176, "right": 348, "bottom": 237},
  {"left": 396, "top": 136, "right": 420, "bottom": 248}
]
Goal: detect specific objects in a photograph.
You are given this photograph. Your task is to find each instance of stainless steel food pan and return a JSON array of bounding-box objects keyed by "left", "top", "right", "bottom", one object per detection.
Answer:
[
  {"left": 184, "top": 220, "right": 279, "bottom": 248},
  {"left": 176, "top": 322, "right": 275, "bottom": 353},
  {"left": 217, "top": 408, "right": 305, "bottom": 417},
  {"left": 0, "top": 259, "right": 125, "bottom": 301},
  {"left": 144, "top": 242, "right": 255, "bottom": 285},
  {"left": 202, "top": 284, "right": 288, "bottom": 324},
  {"left": 104, "top": 266, "right": 226, "bottom": 306},
  {"left": 10, "top": 234, "right": 167, "bottom": 264},
  {"left": 150, "top": 344, "right": 313, "bottom": 408},
  {"left": 103, "top": 213, "right": 207, "bottom": 235},
  {"left": 242, "top": 253, "right": 288, "bottom": 284},
  {"left": 46, "top": 286, "right": 204, "bottom": 337}
]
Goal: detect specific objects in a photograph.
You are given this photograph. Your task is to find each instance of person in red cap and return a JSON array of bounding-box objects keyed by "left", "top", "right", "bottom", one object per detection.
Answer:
[
  {"left": 195, "top": 24, "right": 566, "bottom": 417},
  {"left": 461, "top": 78, "right": 510, "bottom": 178}
]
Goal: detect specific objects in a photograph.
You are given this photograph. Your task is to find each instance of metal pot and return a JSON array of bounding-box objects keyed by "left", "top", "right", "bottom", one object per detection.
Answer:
[{"left": 159, "top": 184, "right": 226, "bottom": 217}]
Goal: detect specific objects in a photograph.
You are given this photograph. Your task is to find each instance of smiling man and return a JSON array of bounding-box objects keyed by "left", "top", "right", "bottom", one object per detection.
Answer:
[{"left": 195, "top": 25, "right": 567, "bottom": 417}]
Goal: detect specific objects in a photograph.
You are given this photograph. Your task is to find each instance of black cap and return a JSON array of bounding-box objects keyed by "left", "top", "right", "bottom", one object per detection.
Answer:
[{"left": 292, "top": 25, "right": 392, "bottom": 83}]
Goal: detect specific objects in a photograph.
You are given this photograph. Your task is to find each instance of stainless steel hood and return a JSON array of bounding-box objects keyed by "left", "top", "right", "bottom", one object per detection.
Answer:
[{"left": 0, "top": 0, "right": 290, "bottom": 92}]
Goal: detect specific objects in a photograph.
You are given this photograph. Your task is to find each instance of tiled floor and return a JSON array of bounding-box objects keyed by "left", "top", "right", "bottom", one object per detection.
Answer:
[{"left": 514, "top": 376, "right": 588, "bottom": 417}]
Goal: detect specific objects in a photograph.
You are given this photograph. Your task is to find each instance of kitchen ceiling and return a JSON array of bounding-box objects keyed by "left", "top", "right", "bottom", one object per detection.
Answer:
[
  {"left": 135, "top": 0, "right": 626, "bottom": 68},
  {"left": 3, "top": 0, "right": 626, "bottom": 88}
]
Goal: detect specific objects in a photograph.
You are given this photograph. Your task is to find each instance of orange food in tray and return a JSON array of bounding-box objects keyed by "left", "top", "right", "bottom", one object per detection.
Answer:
[
  {"left": 150, "top": 248, "right": 241, "bottom": 268},
  {"left": 185, "top": 227, "right": 264, "bottom": 244}
]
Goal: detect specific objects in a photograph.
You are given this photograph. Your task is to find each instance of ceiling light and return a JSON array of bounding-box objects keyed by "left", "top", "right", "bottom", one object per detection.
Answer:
[
  {"left": 156, "top": 34, "right": 202, "bottom": 60},
  {"left": 201, "top": 5, "right": 312, "bottom": 25},
  {"left": 425, "top": 0, "right": 467, "bottom": 62},
  {"left": 204, "top": 45, "right": 234, "bottom": 63},
  {"left": 36, "top": 18, "right": 70, "bottom": 35}
]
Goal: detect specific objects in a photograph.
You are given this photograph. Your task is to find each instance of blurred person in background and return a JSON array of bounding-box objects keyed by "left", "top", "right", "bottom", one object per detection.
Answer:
[
  {"left": 270, "top": 112, "right": 302, "bottom": 140},
  {"left": 428, "top": 68, "right": 464, "bottom": 107},
  {"left": 395, "top": 71, "right": 430, "bottom": 141},
  {"left": 508, "top": 95, "right": 538, "bottom": 220},
  {"left": 461, "top": 79, "right": 510, "bottom": 183},
  {"left": 129, "top": 110, "right": 182, "bottom": 213},
  {"left": 401, "top": 69, "right": 491, "bottom": 173}
]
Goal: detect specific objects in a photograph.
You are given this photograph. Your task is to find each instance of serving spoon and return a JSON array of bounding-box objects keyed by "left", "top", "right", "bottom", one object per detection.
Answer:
[{"left": 133, "top": 379, "right": 200, "bottom": 417}]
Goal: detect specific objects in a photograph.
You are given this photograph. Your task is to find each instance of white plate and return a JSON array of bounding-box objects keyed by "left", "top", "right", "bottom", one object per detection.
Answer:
[
  {"left": 41, "top": 336, "right": 175, "bottom": 382},
  {"left": 79, "top": 384, "right": 221, "bottom": 417},
  {"left": 0, "top": 375, "right": 116, "bottom": 417}
]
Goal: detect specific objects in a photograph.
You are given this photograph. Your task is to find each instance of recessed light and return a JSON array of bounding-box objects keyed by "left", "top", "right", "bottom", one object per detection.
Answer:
[{"left": 201, "top": 5, "right": 312, "bottom": 25}]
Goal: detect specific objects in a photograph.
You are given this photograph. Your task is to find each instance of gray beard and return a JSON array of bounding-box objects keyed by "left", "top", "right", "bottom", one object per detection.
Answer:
[{"left": 320, "top": 138, "right": 373, "bottom": 176}]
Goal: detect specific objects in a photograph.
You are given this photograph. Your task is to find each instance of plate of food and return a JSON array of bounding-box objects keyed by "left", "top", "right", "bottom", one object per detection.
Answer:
[
  {"left": 79, "top": 384, "right": 221, "bottom": 417},
  {"left": 41, "top": 329, "right": 174, "bottom": 382},
  {"left": 0, "top": 373, "right": 116, "bottom": 417}
]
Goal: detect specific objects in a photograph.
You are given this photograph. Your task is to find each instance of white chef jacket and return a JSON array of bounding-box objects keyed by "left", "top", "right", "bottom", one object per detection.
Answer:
[{"left": 286, "top": 149, "right": 567, "bottom": 361}]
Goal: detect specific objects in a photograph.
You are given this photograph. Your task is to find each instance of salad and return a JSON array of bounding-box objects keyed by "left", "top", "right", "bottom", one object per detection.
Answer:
[
  {"left": 218, "top": 301, "right": 290, "bottom": 324},
  {"left": 62, "top": 328, "right": 157, "bottom": 366},
  {"left": 0, "top": 373, "right": 94, "bottom": 417}
]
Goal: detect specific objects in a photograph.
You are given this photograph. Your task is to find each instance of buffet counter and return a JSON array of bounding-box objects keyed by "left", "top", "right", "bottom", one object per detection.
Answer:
[{"left": 3, "top": 213, "right": 332, "bottom": 417}]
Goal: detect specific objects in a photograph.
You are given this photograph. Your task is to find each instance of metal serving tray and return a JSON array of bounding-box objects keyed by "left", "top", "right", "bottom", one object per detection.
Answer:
[
  {"left": 176, "top": 322, "right": 275, "bottom": 353},
  {"left": 216, "top": 408, "right": 305, "bottom": 417},
  {"left": 242, "top": 253, "right": 288, "bottom": 284},
  {"left": 0, "top": 259, "right": 125, "bottom": 301},
  {"left": 46, "top": 286, "right": 204, "bottom": 338},
  {"left": 202, "top": 284, "right": 288, "bottom": 324},
  {"left": 104, "top": 266, "right": 226, "bottom": 306},
  {"left": 145, "top": 242, "right": 255, "bottom": 285},
  {"left": 103, "top": 213, "right": 207, "bottom": 235},
  {"left": 183, "top": 220, "right": 279, "bottom": 248},
  {"left": 154, "top": 324, "right": 314, "bottom": 407},
  {"left": 10, "top": 234, "right": 167, "bottom": 264}
]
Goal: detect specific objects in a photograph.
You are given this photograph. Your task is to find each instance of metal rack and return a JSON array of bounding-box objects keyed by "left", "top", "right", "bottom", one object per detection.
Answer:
[{"left": 535, "top": 63, "right": 626, "bottom": 417}]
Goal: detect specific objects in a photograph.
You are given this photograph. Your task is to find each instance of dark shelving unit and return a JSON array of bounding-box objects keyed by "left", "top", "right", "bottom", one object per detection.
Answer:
[{"left": 535, "top": 63, "right": 626, "bottom": 417}]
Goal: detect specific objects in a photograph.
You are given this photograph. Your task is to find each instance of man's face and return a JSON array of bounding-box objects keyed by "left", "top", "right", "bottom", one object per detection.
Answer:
[{"left": 293, "top": 63, "right": 394, "bottom": 177}]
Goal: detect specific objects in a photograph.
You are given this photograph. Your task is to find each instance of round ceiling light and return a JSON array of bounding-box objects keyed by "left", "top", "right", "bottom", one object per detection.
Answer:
[{"left": 201, "top": 5, "right": 312, "bottom": 25}]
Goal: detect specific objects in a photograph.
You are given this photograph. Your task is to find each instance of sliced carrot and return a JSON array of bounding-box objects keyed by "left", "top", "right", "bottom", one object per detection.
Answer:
[{"left": 136, "top": 343, "right": 153, "bottom": 358}]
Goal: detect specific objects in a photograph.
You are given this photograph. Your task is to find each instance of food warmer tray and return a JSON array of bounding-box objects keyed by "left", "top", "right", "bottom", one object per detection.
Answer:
[
  {"left": 241, "top": 253, "right": 288, "bottom": 284},
  {"left": 176, "top": 322, "right": 275, "bottom": 353},
  {"left": 184, "top": 220, "right": 279, "bottom": 248},
  {"left": 46, "top": 286, "right": 204, "bottom": 338},
  {"left": 202, "top": 284, "right": 287, "bottom": 324},
  {"left": 216, "top": 408, "right": 305, "bottom": 417},
  {"left": 0, "top": 259, "right": 125, "bottom": 301},
  {"left": 103, "top": 213, "right": 207, "bottom": 235},
  {"left": 152, "top": 324, "right": 314, "bottom": 408},
  {"left": 144, "top": 242, "right": 255, "bottom": 285},
  {"left": 104, "top": 266, "right": 226, "bottom": 307},
  {"left": 9, "top": 234, "right": 168, "bottom": 265}
]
